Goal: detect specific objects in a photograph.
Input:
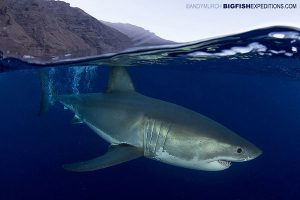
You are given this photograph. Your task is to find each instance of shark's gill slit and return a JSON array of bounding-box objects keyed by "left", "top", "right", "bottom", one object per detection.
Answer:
[
  {"left": 154, "top": 121, "right": 163, "bottom": 153},
  {"left": 144, "top": 117, "right": 151, "bottom": 155},
  {"left": 161, "top": 123, "right": 171, "bottom": 152},
  {"left": 149, "top": 119, "right": 155, "bottom": 152}
]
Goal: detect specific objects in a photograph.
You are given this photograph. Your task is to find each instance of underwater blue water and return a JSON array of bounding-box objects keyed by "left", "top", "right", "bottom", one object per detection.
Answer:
[{"left": 0, "top": 26, "right": 300, "bottom": 200}]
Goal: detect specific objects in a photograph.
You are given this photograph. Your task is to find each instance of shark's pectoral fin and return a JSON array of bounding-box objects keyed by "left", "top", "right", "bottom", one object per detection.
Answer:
[{"left": 63, "top": 144, "right": 143, "bottom": 172}]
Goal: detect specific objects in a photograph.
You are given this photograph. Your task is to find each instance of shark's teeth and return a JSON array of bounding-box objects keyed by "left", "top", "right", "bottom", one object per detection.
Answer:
[{"left": 217, "top": 160, "right": 231, "bottom": 167}]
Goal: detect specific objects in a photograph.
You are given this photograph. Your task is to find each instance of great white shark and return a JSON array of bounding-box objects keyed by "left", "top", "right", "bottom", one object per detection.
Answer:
[{"left": 42, "top": 66, "right": 262, "bottom": 172}]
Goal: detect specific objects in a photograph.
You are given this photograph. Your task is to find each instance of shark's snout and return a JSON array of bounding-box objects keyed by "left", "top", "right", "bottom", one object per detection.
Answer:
[
  {"left": 248, "top": 146, "right": 263, "bottom": 160},
  {"left": 241, "top": 142, "right": 262, "bottom": 162}
]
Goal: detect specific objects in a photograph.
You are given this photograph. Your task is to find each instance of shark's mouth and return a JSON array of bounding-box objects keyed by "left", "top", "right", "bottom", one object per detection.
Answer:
[{"left": 217, "top": 160, "right": 232, "bottom": 167}]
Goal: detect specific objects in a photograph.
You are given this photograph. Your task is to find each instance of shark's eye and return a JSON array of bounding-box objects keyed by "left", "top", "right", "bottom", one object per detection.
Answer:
[{"left": 237, "top": 148, "right": 243, "bottom": 153}]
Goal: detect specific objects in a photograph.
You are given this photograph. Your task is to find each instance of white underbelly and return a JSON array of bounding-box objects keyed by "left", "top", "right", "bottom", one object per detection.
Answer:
[{"left": 85, "top": 121, "right": 120, "bottom": 144}]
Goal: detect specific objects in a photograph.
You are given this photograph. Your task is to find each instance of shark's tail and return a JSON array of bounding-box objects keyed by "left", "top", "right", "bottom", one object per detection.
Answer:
[{"left": 38, "top": 69, "right": 55, "bottom": 116}]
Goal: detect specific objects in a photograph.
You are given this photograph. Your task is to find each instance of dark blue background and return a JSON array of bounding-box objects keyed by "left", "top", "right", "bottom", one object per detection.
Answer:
[{"left": 0, "top": 56, "right": 299, "bottom": 200}]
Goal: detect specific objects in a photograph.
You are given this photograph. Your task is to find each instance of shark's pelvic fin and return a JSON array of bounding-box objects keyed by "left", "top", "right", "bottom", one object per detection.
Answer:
[
  {"left": 106, "top": 66, "right": 135, "bottom": 93},
  {"left": 63, "top": 144, "right": 143, "bottom": 172}
]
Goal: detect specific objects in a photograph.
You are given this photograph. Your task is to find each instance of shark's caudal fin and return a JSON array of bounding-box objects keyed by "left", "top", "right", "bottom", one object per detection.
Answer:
[
  {"left": 106, "top": 66, "right": 135, "bottom": 93},
  {"left": 63, "top": 144, "right": 143, "bottom": 172},
  {"left": 38, "top": 70, "right": 55, "bottom": 116}
]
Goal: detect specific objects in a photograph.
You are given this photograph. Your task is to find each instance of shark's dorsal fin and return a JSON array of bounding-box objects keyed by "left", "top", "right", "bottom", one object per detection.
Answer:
[
  {"left": 106, "top": 66, "right": 135, "bottom": 93},
  {"left": 62, "top": 144, "right": 143, "bottom": 172}
]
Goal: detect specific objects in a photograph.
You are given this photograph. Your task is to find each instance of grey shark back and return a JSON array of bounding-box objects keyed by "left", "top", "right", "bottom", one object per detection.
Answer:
[{"left": 47, "top": 66, "right": 262, "bottom": 172}]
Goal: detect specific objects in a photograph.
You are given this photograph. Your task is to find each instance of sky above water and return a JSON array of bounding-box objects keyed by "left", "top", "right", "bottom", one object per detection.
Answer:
[{"left": 63, "top": 0, "right": 300, "bottom": 42}]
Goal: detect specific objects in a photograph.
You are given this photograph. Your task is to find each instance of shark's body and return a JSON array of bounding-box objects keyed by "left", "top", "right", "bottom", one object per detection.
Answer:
[{"left": 48, "top": 67, "right": 262, "bottom": 172}]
